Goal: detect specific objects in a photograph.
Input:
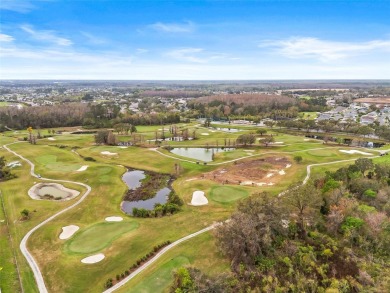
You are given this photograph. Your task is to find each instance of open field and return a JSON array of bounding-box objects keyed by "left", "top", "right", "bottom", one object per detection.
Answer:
[{"left": 0, "top": 127, "right": 389, "bottom": 293}]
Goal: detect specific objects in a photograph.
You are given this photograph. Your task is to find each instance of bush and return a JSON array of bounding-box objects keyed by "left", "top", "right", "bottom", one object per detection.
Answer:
[
  {"left": 84, "top": 156, "right": 96, "bottom": 162},
  {"left": 363, "top": 189, "right": 377, "bottom": 198},
  {"left": 341, "top": 217, "right": 364, "bottom": 232}
]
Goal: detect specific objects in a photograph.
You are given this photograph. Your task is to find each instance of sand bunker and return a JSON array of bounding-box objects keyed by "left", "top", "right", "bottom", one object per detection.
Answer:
[
  {"left": 6, "top": 161, "right": 22, "bottom": 168},
  {"left": 59, "top": 225, "right": 79, "bottom": 240},
  {"left": 191, "top": 191, "right": 208, "bottom": 206},
  {"left": 47, "top": 137, "right": 56, "bottom": 141},
  {"left": 81, "top": 253, "right": 105, "bottom": 264},
  {"left": 272, "top": 142, "right": 284, "bottom": 144},
  {"left": 105, "top": 216, "right": 123, "bottom": 222},
  {"left": 279, "top": 170, "right": 286, "bottom": 175},
  {"left": 76, "top": 165, "right": 88, "bottom": 172},
  {"left": 340, "top": 150, "right": 373, "bottom": 156},
  {"left": 285, "top": 164, "right": 291, "bottom": 168},
  {"left": 28, "top": 183, "right": 80, "bottom": 201},
  {"left": 101, "top": 151, "right": 118, "bottom": 156},
  {"left": 201, "top": 133, "right": 210, "bottom": 136},
  {"left": 118, "top": 146, "right": 128, "bottom": 149},
  {"left": 266, "top": 173, "right": 274, "bottom": 178}
]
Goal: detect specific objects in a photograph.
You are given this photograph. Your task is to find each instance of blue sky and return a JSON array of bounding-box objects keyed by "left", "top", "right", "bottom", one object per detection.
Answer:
[{"left": 0, "top": 0, "right": 389, "bottom": 79}]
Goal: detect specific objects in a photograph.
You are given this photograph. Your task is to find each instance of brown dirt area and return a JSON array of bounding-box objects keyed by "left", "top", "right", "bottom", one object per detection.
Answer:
[{"left": 202, "top": 156, "right": 291, "bottom": 186}]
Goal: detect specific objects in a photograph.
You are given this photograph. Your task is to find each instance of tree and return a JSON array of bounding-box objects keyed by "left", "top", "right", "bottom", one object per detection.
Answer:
[
  {"left": 355, "top": 158, "right": 374, "bottom": 176},
  {"left": 256, "top": 128, "right": 267, "bottom": 136},
  {"left": 294, "top": 155, "right": 303, "bottom": 164},
  {"left": 260, "top": 136, "right": 274, "bottom": 147},
  {"left": 284, "top": 183, "right": 322, "bottom": 239},
  {"left": 20, "top": 209, "right": 30, "bottom": 220},
  {"left": 107, "top": 131, "right": 117, "bottom": 145},
  {"left": 236, "top": 133, "right": 256, "bottom": 146}
]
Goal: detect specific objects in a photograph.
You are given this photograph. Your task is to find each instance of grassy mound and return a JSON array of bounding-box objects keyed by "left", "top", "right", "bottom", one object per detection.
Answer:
[
  {"left": 65, "top": 222, "right": 139, "bottom": 254},
  {"left": 210, "top": 186, "right": 249, "bottom": 203}
]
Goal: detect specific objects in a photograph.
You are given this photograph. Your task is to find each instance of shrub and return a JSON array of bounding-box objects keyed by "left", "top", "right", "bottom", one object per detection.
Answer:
[
  {"left": 363, "top": 189, "right": 377, "bottom": 198},
  {"left": 341, "top": 217, "right": 364, "bottom": 232},
  {"left": 84, "top": 156, "right": 96, "bottom": 162}
]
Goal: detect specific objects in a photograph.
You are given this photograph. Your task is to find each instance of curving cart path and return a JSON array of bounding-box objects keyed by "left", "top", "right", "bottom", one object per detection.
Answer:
[
  {"left": 3, "top": 142, "right": 92, "bottom": 293},
  {"left": 3, "top": 141, "right": 388, "bottom": 293}
]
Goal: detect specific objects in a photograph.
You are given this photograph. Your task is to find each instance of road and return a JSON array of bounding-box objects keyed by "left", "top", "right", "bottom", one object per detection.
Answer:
[
  {"left": 3, "top": 142, "right": 92, "bottom": 293},
  {"left": 3, "top": 141, "right": 387, "bottom": 293}
]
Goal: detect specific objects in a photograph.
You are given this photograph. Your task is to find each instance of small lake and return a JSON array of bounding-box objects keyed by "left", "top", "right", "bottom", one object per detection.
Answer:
[
  {"left": 214, "top": 127, "right": 240, "bottom": 133},
  {"left": 38, "top": 186, "right": 70, "bottom": 199},
  {"left": 122, "top": 187, "right": 170, "bottom": 215},
  {"left": 121, "top": 169, "right": 170, "bottom": 215},
  {"left": 170, "top": 147, "right": 235, "bottom": 162},
  {"left": 122, "top": 170, "right": 146, "bottom": 190}
]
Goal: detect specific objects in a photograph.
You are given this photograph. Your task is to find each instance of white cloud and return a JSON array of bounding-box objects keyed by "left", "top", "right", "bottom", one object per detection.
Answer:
[
  {"left": 80, "top": 31, "right": 106, "bottom": 45},
  {"left": 136, "top": 48, "right": 149, "bottom": 54},
  {"left": 148, "top": 21, "right": 195, "bottom": 33},
  {"left": 21, "top": 24, "right": 72, "bottom": 46},
  {"left": 0, "top": 33, "right": 14, "bottom": 42},
  {"left": 0, "top": 0, "right": 35, "bottom": 13},
  {"left": 165, "top": 47, "right": 227, "bottom": 63},
  {"left": 260, "top": 37, "right": 390, "bottom": 61}
]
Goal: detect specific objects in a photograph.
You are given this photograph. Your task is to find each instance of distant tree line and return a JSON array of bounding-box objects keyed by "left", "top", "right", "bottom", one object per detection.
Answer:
[{"left": 0, "top": 103, "right": 181, "bottom": 130}]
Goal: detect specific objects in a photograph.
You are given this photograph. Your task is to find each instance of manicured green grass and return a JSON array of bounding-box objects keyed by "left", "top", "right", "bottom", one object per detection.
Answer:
[
  {"left": 210, "top": 186, "right": 249, "bottom": 203},
  {"left": 117, "top": 231, "right": 229, "bottom": 293},
  {"left": 127, "top": 256, "right": 190, "bottom": 293},
  {"left": 65, "top": 221, "right": 139, "bottom": 254}
]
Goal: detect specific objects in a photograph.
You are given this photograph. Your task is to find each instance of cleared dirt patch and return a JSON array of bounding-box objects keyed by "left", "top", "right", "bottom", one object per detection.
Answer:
[{"left": 203, "top": 156, "right": 291, "bottom": 185}]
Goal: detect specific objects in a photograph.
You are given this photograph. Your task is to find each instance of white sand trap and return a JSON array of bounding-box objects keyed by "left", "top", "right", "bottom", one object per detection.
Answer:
[
  {"left": 105, "top": 216, "right": 123, "bottom": 222},
  {"left": 201, "top": 133, "right": 209, "bottom": 135},
  {"left": 81, "top": 253, "right": 105, "bottom": 264},
  {"left": 268, "top": 183, "right": 275, "bottom": 186},
  {"left": 47, "top": 137, "right": 56, "bottom": 141},
  {"left": 279, "top": 170, "right": 286, "bottom": 175},
  {"left": 101, "top": 151, "right": 118, "bottom": 156},
  {"left": 285, "top": 164, "right": 291, "bottom": 168},
  {"left": 256, "top": 182, "right": 267, "bottom": 186},
  {"left": 118, "top": 146, "right": 128, "bottom": 149},
  {"left": 340, "top": 150, "right": 373, "bottom": 156},
  {"left": 185, "top": 178, "right": 197, "bottom": 182},
  {"left": 266, "top": 173, "right": 274, "bottom": 178},
  {"left": 240, "top": 181, "right": 254, "bottom": 186},
  {"left": 6, "top": 161, "right": 21, "bottom": 168},
  {"left": 244, "top": 150, "right": 255, "bottom": 152},
  {"left": 59, "top": 225, "right": 79, "bottom": 240},
  {"left": 191, "top": 191, "right": 208, "bottom": 206},
  {"left": 273, "top": 141, "right": 284, "bottom": 144},
  {"left": 76, "top": 165, "right": 88, "bottom": 172}
]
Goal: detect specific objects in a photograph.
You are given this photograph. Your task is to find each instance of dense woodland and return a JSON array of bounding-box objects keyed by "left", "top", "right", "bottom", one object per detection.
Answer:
[
  {"left": 189, "top": 94, "right": 328, "bottom": 120},
  {"left": 0, "top": 103, "right": 180, "bottom": 130},
  {"left": 171, "top": 159, "right": 390, "bottom": 293}
]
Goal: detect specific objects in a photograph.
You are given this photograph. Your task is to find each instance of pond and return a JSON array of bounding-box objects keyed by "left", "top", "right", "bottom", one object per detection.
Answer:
[
  {"left": 121, "top": 187, "right": 170, "bottom": 215},
  {"left": 38, "top": 186, "right": 70, "bottom": 199},
  {"left": 122, "top": 170, "right": 146, "bottom": 190},
  {"left": 121, "top": 169, "right": 171, "bottom": 215},
  {"left": 28, "top": 183, "right": 80, "bottom": 201},
  {"left": 170, "top": 147, "right": 235, "bottom": 162},
  {"left": 214, "top": 127, "right": 240, "bottom": 133}
]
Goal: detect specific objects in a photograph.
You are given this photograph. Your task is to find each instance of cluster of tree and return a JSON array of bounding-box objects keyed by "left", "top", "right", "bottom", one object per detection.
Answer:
[
  {"left": 113, "top": 123, "right": 137, "bottom": 135},
  {"left": 140, "top": 90, "right": 205, "bottom": 98},
  {"left": 235, "top": 133, "right": 275, "bottom": 147},
  {"left": 94, "top": 130, "right": 117, "bottom": 145},
  {"left": 0, "top": 102, "right": 181, "bottom": 131},
  {"left": 188, "top": 94, "right": 328, "bottom": 120},
  {"left": 171, "top": 159, "right": 390, "bottom": 292},
  {"left": 0, "top": 157, "right": 16, "bottom": 181},
  {"left": 132, "top": 192, "right": 183, "bottom": 218},
  {"left": 0, "top": 103, "right": 88, "bottom": 129}
]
